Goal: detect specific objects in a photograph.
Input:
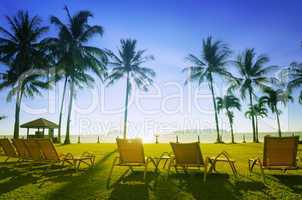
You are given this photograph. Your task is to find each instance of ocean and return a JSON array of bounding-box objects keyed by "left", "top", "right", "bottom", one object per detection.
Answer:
[{"left": 1, "top": 131, "right": 301, "bottom": 143}]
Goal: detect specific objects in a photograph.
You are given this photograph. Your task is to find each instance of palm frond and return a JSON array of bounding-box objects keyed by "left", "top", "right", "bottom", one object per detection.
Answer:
[
  {"left": 106, "top": 39, "right": 155, "bottom": 93},
  {"left": 233, "top": 48, "right": 273, "bottom": 102},
  {"left": 80, "top": 25, "right": 103, "bottom": 42},
  {"left": 0, "top": 10, "right": 51, "bottom": 102},
  {"left": 0, "top": 27, "right": 17, "bottom": 41}
]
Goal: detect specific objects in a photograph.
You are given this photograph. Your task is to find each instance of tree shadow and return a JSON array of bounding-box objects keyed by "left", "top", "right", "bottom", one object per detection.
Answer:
[
  {"left": 0, "top": 150, "right": 116, "bottom": 198},
  {"left": 0, "top": 167, "right": 39, "bottom": 194},
  {"left": 44, "top": 150, "right": 117, "bottom": 199},
  {"left": 152, "top": 172, "right": 266, "bottom": 200},
  {"left": 0, "top": 162, "right": 52, "bottom": 194},
  {"left": 109, "top": 172, "right": 150, "bottom": 200},
  {"left": 0, "top": 166, "right": 17, "bottom": 180},
  {"left": 3, "top": 152, "right": 300, "bottom": 200},
  {"left": 273, "top": 175, "right": 302, "bottom": 194}
]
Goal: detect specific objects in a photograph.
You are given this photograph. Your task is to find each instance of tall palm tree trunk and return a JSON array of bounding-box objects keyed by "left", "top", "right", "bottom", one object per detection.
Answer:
[
  {"left": 64, "top": 80, "right": 74, "bottom": 144},
  {"left": 13, "top": 89, "right": 23, "bottom": 139},
  {"left": 123, "top": 73, "right": 130, "bottom": 139},
  {"left": 230, "top": 123, "right": 235, "bottom": 144},
  {"left": 209, "top": 78, "right": 221, "bottom": 143},
  {"left": 227, "top": 115, "right": 235, "bottom": 144},
  {"left": 255, "top": 116, "right": 259, "bottom": 142},
  {"left": 248, "top": 89, "right": 257, "bottom": 142},
  {"left": 58, "top": 77, "right": 68, "bottom": 143},
  {"left": 275, "top": 106, "right": 282, "bottom": 137}
]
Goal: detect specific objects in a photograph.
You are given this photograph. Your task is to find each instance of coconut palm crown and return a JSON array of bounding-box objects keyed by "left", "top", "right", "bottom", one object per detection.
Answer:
[{"left": 288, "top": 62, "right": 302, "bottom": 104}]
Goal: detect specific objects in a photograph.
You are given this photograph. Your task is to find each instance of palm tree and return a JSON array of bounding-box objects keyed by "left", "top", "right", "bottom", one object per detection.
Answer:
[
  {"left": 245, "top": 99, "right": 268, "bottom": 140},
  {"left": 254, "top": 100, "right": 268, "bottom": 139},
  {"left": 183, "top": 36, "right": 231, "bottom": 143},
  {"left": 49, "top": 7, "right": 107, "bottom": 144},
  {"left": 288, "top": 62, "right": 302, "bottom": 104},
  {"left": 216, "top": 95, "right": 241, "bottom": 143},
  {"left": 260, "top": 86, "right": 293, "bottom": 137},
  {"left": 0, "top": 11, "right": 51, "bottom": 138},
  {"left": 231, "top": 48, "right": 274, "bottom": 142},
  {"left": 106, "top": 39, "right": 155, "bottom": 139}
]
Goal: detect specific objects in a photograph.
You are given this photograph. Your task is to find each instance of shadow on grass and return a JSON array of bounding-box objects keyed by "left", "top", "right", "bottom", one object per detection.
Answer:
[
  {"left": 0, "top": 166, "right": 39, "bottom": 194},
  {"left": 151, "top": 172, "right": 266, "bottom": 200},
  {"left": 0, "top": 150, "right": 117, "bottom": 198},
  {"left": 109, "top": 172, "right": 152, "bottom": 200},
  {"left": 273, "top": 175, "right": 302, "bottom": 194},
  {"left": 44, "top": 150, "right": 117, "bottom": 199},
  {"left": 19, "top": 161, "right": 269, "bottom": 200},
  {"left": 0, "top": 166, "right": 17, "bottom": 180},
  {"left": 3, "top": 154, "right": 295, "bottom": 200},
  {"left": 0, "top": 161, "right": 53, "bottom": 194}
]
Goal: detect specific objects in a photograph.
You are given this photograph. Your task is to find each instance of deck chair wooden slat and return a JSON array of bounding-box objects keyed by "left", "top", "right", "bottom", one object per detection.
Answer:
[
  {"left": 107, "top": 138, "right": 156, "bottom": 186},
  {"left": 0, "top": 138, "right": 18, "bottom": 162},
  {"left": 170, "top": 142, "right": 204, "bottom": 165},
  {"left": 249, "top": 135, "right": 301, "bottom": 182},
  {"left": 37, "top": 139, "right": 60, "bottom": 162},
  {"left": 23, "top": 139, "right": 44, "bottom": 162},
  {"left": 12, "top": 139, "right": 30, "bottom": 160},
  {"left": 168, "top": 142, "right": 208, "bottom": 182},
  {"left": 263, "top": 136, "right": 298, "bottom": 167},
  {"left": 117, "top": 138, "right": 146, "bottom": 164}
]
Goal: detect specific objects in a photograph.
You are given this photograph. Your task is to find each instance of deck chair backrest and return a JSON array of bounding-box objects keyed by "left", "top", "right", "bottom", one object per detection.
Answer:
[
  {"left": 12, "top": 139, "right": 30, "bottom": 159},
  {"left": 36, "top": 139, "right": 60, "bottom": 161},
  {"left": 116, "top": 138, "right": 145, "bottom": 164},
  {"left": 263, "top": 136, "right": 299, "bottom": 167},
  {"left": 0, "top": 138, "right": 17, "bottom": 157},
  {"left": 24, "top": 139, "right": 43, "bottom": 161},
  {"left": 170, "top": 142, "right": 204, "bottom": 165}
]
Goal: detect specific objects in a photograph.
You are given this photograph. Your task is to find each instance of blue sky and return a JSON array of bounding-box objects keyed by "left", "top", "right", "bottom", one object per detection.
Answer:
[{"left": 0, "top": 0, "right": 302, "bottom": 138}]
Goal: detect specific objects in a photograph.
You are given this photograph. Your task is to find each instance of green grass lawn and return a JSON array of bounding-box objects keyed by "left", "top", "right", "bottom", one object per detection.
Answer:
[{"left": 0, "top": 143, "right": 302, "bottom": 200}]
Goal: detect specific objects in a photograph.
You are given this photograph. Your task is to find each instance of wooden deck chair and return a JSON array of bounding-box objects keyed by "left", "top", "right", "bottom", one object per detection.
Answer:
[
  {"left": 0, "top": 138, "right": 19, "bottom": 162},
  {"left": 249, "top": 135, "right": 302, "bottom": 182},
  {"left": 12, "top": 139, "right": 30, "bottom": 161},
  {"left": 36, "top": 139, "right": 95, "bottom": 170},
  {"left": 36, "top": 139, "right": 72, "bottom": 167},
  {"left": 23, "top": 139, "right": 44, "bottom": 162},
  {"left": 168, "top": 142, "right": 209, "bottom": 182},
  {"left": 108, "top": 138, "right": 156, "bottom": 184}
]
